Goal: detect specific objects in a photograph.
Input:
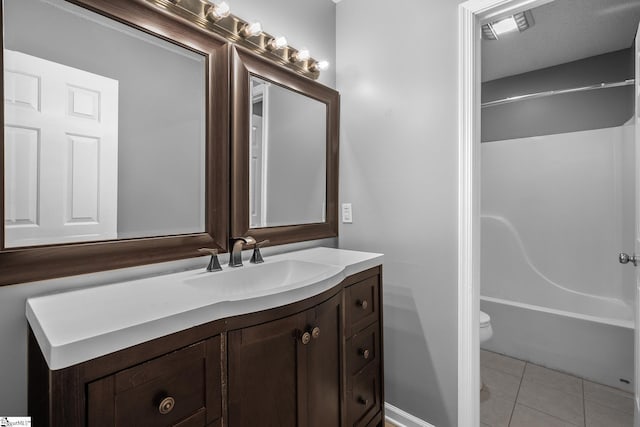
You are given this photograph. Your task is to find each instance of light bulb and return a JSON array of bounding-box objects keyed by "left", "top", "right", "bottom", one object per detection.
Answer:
[
  {"left": 205, "top": 1, "right": 230, "bottom": 21},
  {"left": 309, "top": 60, "right": 330, "bottom": 72},
  {"left": 291, "top": 48, "right": 310, "bottom": 62},
  {"left": 240, "top": 21, "right": 262, "bottom": 38},
  {"left": 317, "top": 60, "right": 329, "bottom": 70},
  {"left": 267, "top": 36, "right": 288, "bottom": 51}
]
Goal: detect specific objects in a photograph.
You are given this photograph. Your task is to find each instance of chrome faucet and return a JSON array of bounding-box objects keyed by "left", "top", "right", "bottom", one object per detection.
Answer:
[{"left": 229, "top": 236, "right": 256, "bottom": 267}]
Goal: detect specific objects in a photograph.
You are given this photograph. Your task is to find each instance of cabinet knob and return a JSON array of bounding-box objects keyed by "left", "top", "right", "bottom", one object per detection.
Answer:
[
  {"left": 158, "top": 396, "right": 175, "bottom": 415},
  {"left": 357, "top": 396, "right": 369, "bottom": 406},
  {"left": 311, "top": 326, "right": 320, "bottom": 339},
  {"left": 301, "top": 331, "right": 311, "bottom": 345},
  {"left": 357, "top": 299, "right": 368, "bottom": 310},
  {"left": 359, "top": 348, "right": 370, "bottom": 359}
]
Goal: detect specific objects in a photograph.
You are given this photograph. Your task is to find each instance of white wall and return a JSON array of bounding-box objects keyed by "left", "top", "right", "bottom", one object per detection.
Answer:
[
  {"left": 481, "top": 125, "right": 636, "bottom": 307},
  {"left": 0, "top": 0, "right": 336, "bottom": 415},
  {"left": 337, "top": 1, "right": 462, "bottom": 425}
]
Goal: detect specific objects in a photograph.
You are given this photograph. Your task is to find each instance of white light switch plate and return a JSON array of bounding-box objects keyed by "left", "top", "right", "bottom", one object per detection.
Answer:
[{"left": 342, "top": 203, "right": 352, "bottom": 223}]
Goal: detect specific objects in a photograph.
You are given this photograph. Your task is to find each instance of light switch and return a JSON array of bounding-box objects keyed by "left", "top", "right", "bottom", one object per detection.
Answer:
[{"left": 342, "top": 203, "right": 352, "bottom": 223}]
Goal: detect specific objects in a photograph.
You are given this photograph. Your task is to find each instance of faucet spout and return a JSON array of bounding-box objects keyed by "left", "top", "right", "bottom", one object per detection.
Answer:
[{"left": 229, "top": 236, "right": 256, "bottom": 267}]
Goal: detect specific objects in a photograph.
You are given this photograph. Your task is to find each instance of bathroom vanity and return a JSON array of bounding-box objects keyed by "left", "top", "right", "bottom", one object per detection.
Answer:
[{"left": 27, "top": 248, "right": 384, "bottom": 427}]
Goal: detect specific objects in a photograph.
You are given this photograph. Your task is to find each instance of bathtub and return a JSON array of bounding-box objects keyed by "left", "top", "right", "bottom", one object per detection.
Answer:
[
  {"left": 481, "top": 215, "right": 635, "bottom": 392},
  {"left": 481, "top": 296, "right": 634, "bottom": 392}
]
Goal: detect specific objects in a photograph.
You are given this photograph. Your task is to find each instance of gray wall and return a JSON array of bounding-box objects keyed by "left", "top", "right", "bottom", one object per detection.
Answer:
[
  {"left": 266, "top": 85, "right": 326, "bottom": 226},
  {"left": 6, "top": 0, "right": 206, "bottom": 238},
  {"left": 0, "top": 0, "right": 336, "bottom": 415},
  {"left": 482, "top": 48, "right": 634, "bottom": 142},
  {"left": 337, "top": 0, "right": 461, "bottom": 425}
]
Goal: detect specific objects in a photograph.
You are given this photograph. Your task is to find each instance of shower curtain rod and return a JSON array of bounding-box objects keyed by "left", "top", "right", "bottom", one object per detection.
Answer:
[{"left": 481, "top": 79, "right": 635, "bottom": 108}]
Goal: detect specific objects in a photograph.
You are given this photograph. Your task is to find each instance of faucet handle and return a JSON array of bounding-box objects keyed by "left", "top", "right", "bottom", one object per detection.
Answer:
[
  {"left": 250, "top": 239, "right": 270, "bottom": 264},
  {"left": 198, "top": 248, "right": 219, "bottom": 256},
  {"left": 198, "top": 248, "right": 222, "bottom": 272},
  {"left": 254, "top": 239, "right": 269, "bottom": 248}
]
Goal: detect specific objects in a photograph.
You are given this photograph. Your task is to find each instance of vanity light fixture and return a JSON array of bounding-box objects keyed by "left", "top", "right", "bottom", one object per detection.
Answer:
[
  {"left": 266, "top": 36, "right": 288, "bottom": 51},
  {"left": 290, "top": 48, "right": 310, "bottom": 63},
  {"left": 145, "top": 0, "right": 326, "bottom": 79},
  {"left": 482, "top": 10, "right": 534, "bottom": 40},
  {"left": 240, "top": 21, "right": 262, "bottom": 38},
  {"left": 205, "top": 1, "right": 231, "bottom": 21}
]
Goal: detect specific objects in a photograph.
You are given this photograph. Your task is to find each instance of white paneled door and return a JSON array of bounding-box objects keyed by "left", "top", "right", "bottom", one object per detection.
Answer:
[
  {"left": 250, "top": 113, "right": 264, "bottom": 228},
  {"left": 4, "top": 49, "right": 118, "bottom": 247},
  {"left": 249, "top": 82, "right": 268, "bottom": 228}
]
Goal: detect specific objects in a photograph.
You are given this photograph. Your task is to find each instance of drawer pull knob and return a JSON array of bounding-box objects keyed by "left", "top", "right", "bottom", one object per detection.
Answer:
[
  {"left": 357, "top": 299, "right": 368, "bottom": 310},
  {"left": 357, "top": 396, "right": 369, "bottom": 406},
  {"left": 359, "top": 348, "right": 370, "bottom": 359},
  {"left": 311, "top": 326, "right": 320, "bottom": 339},
  {"left": 301, "top": 331, "right": 311, "bottom": 345},
  {"left": 158, "top": 396, "right": 175, "bottom": 415}
]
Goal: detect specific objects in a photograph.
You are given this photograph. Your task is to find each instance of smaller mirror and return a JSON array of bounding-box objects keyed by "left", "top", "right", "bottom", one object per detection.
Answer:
[
  {"left": 249, "top": 76, "right": 327, "bottom": 228},
  {"left": 232, "top": 48, "right": 339, "bottom": 246}
]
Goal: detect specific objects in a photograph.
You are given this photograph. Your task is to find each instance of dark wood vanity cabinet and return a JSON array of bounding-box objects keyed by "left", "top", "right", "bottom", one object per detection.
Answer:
[
  {"left": 228, "top": 292, "right": 342, "bottom": 427},
  {"left": 28, "top": 266, "right": 383, "bottom": 427},
  {"left": 345, "top": 274, "right": 383, "bottom": 427}
]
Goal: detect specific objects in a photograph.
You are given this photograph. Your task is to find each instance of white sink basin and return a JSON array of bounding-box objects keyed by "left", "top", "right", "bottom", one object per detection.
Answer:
[
  {"left": 183, "top": 259, "right": 344, "bottom": 300},
  {"left": 26, "top": 247, "right": 383, "bottom": 370}
]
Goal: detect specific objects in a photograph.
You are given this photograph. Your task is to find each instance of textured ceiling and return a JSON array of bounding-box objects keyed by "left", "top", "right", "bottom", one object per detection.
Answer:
[{"left": 482, "top": 0, "right": 640, "bottom": 81}]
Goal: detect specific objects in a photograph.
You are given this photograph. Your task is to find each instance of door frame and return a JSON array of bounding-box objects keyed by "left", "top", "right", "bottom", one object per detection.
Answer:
[
  {"left": 634, "top": 23, "right": 640, "bottom": 427},
  {"left": 457, "top": 0, "right": 556, "bottom": 425}
]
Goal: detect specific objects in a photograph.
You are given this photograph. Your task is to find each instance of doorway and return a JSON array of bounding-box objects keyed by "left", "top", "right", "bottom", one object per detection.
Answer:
[{"left": 458, "top": 0, "right": 640, "bottom": 426}]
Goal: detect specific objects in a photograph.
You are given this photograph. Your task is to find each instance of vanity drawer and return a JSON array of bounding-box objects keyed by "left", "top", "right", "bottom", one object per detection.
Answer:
[
  {"left": 347, "top": 322, "right": 379, "bottom": 376},
  {"left": 114, "top": 342, "right": 206, "bottom": 426},
  {"left": 347, "top": 363, "right": 382, "bottom": 427},
  {"left": 87, "top": 337, "right": 221, "bottom": 427},
  {"left": 346, "top": 275, "right": 379, "bottom": 335}
]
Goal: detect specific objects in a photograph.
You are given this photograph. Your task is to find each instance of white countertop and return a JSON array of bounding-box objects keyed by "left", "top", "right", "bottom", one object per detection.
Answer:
[{"left": 26, "top": 247, "right": 382, "bottom": 370}]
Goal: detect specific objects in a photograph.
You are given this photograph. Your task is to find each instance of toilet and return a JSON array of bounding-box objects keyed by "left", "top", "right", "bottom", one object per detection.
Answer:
[
  {"left": 479, "top": 310, "right": 493, "bottom": 344},
  {"left": 479, "top": 310, "right": 493, "bottom": 390}
]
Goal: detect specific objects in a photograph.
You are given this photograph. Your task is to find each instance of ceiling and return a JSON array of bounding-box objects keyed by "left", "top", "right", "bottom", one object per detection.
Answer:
[{"left": 482, "top": 0, "right": 640, "bottom": 82}]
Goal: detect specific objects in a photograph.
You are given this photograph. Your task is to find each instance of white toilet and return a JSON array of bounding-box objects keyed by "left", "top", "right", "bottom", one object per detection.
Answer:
[
  {"left": 479, "top": 310, "right": 493, "bottom": 344},
  {"left": 479, "top": 310, "right": 493, "bottom": 390}
]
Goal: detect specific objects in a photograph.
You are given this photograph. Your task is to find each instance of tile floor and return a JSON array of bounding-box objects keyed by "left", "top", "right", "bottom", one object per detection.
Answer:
[{"left": 481, "top": 349, "right": 634, "bottom": 427}]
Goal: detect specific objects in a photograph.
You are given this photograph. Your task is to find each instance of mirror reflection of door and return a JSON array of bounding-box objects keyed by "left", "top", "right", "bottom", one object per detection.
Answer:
[
  {"left": 248, "top": 76, "right": 327, "bottom": 229},
  {"left": 250, "top": 81, "right": 268, "bottom": 228},
  {"left": 4, "top": 49, "right": 118, "bottom": 247},
  {"left": 3, "top": 0, "right": 209, "bottom": 249}
]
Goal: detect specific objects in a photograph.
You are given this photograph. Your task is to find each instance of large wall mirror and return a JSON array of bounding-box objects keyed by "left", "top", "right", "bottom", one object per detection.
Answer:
[
  {"left": 0, "top": 0, "right": 229, "bottom": 285},
  {"left": 231, "top": 47, "right": 339, "bottom": 246}
]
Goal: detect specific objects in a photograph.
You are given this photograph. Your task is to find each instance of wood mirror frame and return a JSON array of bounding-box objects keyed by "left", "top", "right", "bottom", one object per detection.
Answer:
[
  {"left": 0, "top": 0, "right": 229, "bottom": 287},
  {"left": 231, "top": 47, "right": 339, "bottom": 246}
]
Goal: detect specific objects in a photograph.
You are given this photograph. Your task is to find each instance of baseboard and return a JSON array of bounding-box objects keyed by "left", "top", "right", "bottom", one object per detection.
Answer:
[{"left": 385, "top": 402, "right": 435, "bottom": 427}]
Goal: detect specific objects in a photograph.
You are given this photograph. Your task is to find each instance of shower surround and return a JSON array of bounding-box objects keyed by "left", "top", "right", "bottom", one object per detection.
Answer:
[{"left": 480, "top": 124, "right": 635, "bottom": 391}]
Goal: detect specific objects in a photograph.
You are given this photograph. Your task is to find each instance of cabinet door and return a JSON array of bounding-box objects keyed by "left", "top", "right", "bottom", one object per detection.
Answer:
[
  {"left": 228, "top": 311, "right": 308, "bottom": 427},
  {"left": 307, "top": 292, "right": 343, "bottom": 427}
]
